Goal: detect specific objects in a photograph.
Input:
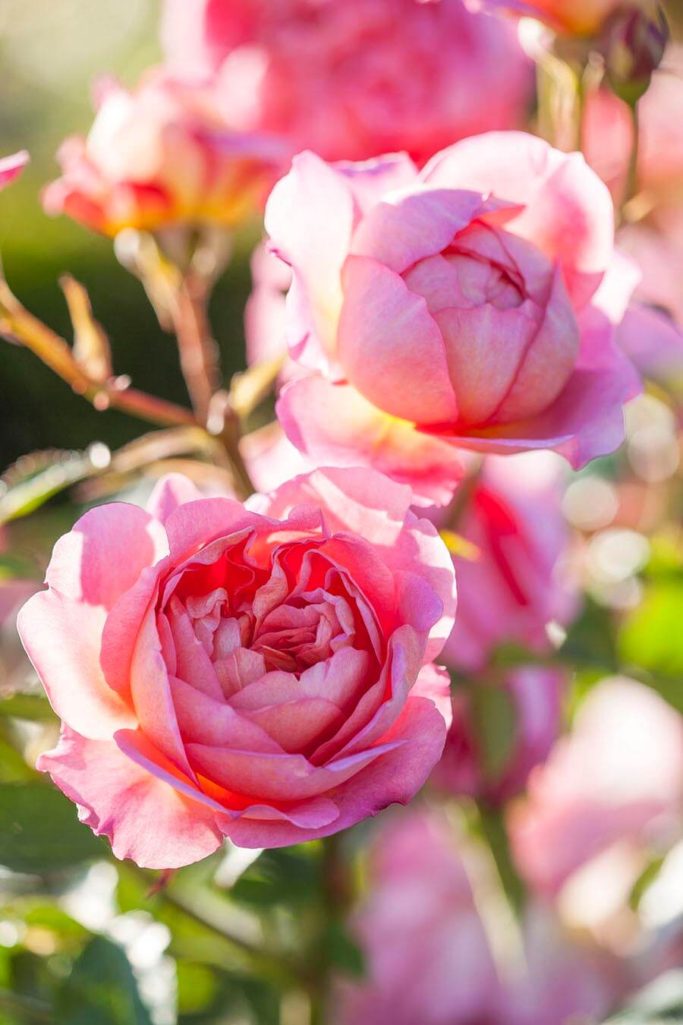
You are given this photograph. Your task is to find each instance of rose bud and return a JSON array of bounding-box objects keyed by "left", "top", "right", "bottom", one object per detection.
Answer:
[
  {"left": 162, "top": 0, "right": 532, "bottom": 166},
  {"left": 270, "top": 136, "right": 641, "bottom": 506},
  {"left": 43, "top": 70, "right": 286, "bottom": 238},
  {"left": 18, "top": 469, "right": 455, "bottom": 868},
  {"left": 601, "top": 4, "right": 669, "bottom": 106}
]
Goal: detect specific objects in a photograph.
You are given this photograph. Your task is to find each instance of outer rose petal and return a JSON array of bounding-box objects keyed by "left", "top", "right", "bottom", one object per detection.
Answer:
[
  {"left": 38, "top": 727, "right": 223, "bottom": 869},
  {"left": 221, "top": 664, "right": 450, "bottom": 848},
  {"left": 616, "top": 304, "right": 683, "bottom": 385},
  {"left": 443, "top": 313, "right": 641, "bottom": 468},
  {"left": 146, "top": 473, "right": 205, "bottom": 524},
  {"left": 338, "top": 255, "right": 458, "bottom": 424},
  {"left": 42, "top": 502, "right": 167, "bottom": 608},
  {"left": 421, "top": 133, "right": 614, "bottom": 308},
  {"left": 0, "top": 151, "right": 28, "bottom": 189},
  {"left": 264, "top": 151, "right": 355, "bottom": 369},
  {"left": 277, "top": 376, "right": 464, "bottom": 507},
  {"left": 17, "top": 592, "right": 135, "bottom": 740}
]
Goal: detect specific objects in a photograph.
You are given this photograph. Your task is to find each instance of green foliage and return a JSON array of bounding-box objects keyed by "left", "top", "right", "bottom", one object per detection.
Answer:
[
  {"left": 469, "top": 684, "right": 517, "bottom": 783},
  {"left": 602, "top": 970, "right": 683, "bottom": 1022},
  {"left": 231, "top": 845, "right": 323, "bottom": 909},
  {"left": 0, "top": 781, "right": 105, "bottom": 873},
  {"left": 56, "top": 937, "right": 153, "bottom": 1025}
]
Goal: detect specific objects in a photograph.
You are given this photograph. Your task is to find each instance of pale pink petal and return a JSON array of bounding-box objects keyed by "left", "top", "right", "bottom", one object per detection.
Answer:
[
  {"left": 337, "top": 153, "right": 420, "bottom": 213},
  {"left": 338, "top": 255, "right": 458, "bottom": 424},
  {"left": 264, "top": 151, "right": 355, "bottom": 369},
  {"left": 147, "top": 473, "right": 205, "bottom": 523},
  {"left": 44, "top": 502, "right": 166, "bottom": 609},
  {"left": 616, "top": 303, "right": 683, "bottom": 384},
  {"left": 17, "top": 592, "right": 135, "bottom": 740},
  {"left": 38, "top": 727, "right": 223, "bottom": 869},
  {"left": 278, "top": 376, "right": 465, "bottom": 507},
  {"left": 350, "top": 188, "right": 514, "bottom": 274},
  {"left": 422, "top": 133, "right": 614, "bottom": 308}
]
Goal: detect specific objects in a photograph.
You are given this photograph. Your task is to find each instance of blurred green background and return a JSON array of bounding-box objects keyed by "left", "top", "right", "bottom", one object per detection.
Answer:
[{"left": 0, "top": 0, "right": 254, "bottom": 471}]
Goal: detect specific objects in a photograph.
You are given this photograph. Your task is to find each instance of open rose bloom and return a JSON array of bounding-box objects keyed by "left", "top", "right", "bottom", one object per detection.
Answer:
[
  {"left": 162, "top": 0, "right": 531, "bottom": 165},
  {"left": 271, "top": 134, "right": 641, "bottom": 505},
  {"left": 43, "top": 71, "right": 285, "bottom": 236},
  {"left": 17, "top": 470, "right": 455, "bottom": 867}
]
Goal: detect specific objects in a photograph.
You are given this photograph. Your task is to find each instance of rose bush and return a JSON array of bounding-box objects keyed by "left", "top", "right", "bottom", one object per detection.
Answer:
[
  {"left": 44, "top": 70, "right": 285, "bottom": 236},
  {"left": 162, "top": 0, "right": 531, "bottom": 165},
  {"left": 270, "top": 134, "right": 641, "bottom": 505},
  {"left": 18, "top": 469, "right": 455, "bottom": 868}
]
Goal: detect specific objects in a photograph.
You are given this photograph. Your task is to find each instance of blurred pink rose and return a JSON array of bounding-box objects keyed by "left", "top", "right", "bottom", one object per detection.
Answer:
[
  {"left": 0, "top": 151, "right": 28, "bottom": 189},
  {"left": 510, "top": 677, "right": 683, "bottom": 897},
  {"left": 270, "top": 136, "right": 640, "bottom": 505},
  {"left": 162, "top": 0, "right": 532, "bottom": 165},
  {"left": 43, "top": 70, "right": 285, "bottom": 237},
  {"left": 339, "top": 807, "right": 627, "bottom": 1025},
  {"left": 18, "top": 470, "right": 455, "bottom": 868},
  {"left": 434, "top": 665, "right": 566, "bottom": 804},
  {"left": 440, "top": 453, "right": 578, "bottom": 669},
  {"left": 476, "top": 0, "right": 654, "bottom": 36}
]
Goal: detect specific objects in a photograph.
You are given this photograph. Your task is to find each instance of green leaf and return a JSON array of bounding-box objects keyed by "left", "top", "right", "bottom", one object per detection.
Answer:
[
  {"left": 619, "top": 581, "right": 683, "bottom": 680},
  {"left": 323, "top": 921, "right": 365, "bottom": 979},
  {"left": 57, "top": 937, "right": 153, "bottom": 1025},
  {"left": 602, "top": 970, "right": 683, "bottom": 1022},
  {"left": 0, "top": 694, "right": 55, "bottom": 722},
  {"left": 176, "top": 962, "right": 219, "bottom": 1016},
  {"left": 469, "top": 684, "right": 517, "bottom": 783},
  {"left": 0, "top": 782, "right": 105, "bottom": 873},
  {"left": 231, "top": 846, "right": 322, "bottom": 909}
]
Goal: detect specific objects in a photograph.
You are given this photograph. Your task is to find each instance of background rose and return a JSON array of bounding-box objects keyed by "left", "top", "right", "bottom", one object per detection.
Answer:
[
  {"left": 338, "top": 807, "right": 628, "bottom": 1025},
  {"left": 434, "top": 665, "right": 566, "bottom": 804},
  {"left": 477, "top": 0, "right": 655, "bottom": 36},
  {"left": 271, "top": 134, "right": 641, "bottom": 505},
  {"left": 509, "top": 677, "right": 683, "bottom": 901},
  {"left": 18, "top": 468, "right": 455, "bottom": 868},
  {"left": 43, "top": 70, "right": 286, "bottom": 237},
  {"left": 439, "top": 453, "right": 578, "bottom": 669},
  {"left": 161, "top": 0, "right": 532, "bottom": 165}
]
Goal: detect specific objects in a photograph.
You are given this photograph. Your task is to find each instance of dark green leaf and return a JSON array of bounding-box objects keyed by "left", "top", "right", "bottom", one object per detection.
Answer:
[
  {"left": 231, "top": 847, "right": 322, "bottom": 909},
  {"left": 0, "top": 782, "right": 105, "bottom": 873},
  {"left": 57, "top": 937, "right": 153, "bottom": 1025},
  {"left": 323, "top": 921, "right": 365, "bottom": 979}
]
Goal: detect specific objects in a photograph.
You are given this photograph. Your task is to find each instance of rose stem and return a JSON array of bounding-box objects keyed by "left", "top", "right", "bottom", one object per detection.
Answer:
[
  {"left": 475, "top": 800, "right": 525, "bottom": 917},
  {"left": 0, "top": 990, "right": 52, "bottom": 1023},
  {"left": 623, "top": 100, "right": 641, "bottom": 216},
  {"left": 0, "top": 280, "right": 195, "bottom": 431},
  {"left": 171, "top": 272, "right": 221, "bottom": 426}
]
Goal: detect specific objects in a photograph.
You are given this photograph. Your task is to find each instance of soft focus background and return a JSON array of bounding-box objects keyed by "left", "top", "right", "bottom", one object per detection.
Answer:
[{"left": 1, "top": 0, "right": 255, "bottom": 469}]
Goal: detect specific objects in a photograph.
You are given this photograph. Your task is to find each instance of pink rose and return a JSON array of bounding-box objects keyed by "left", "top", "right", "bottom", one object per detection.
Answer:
[
  {"left": 477, "top": 0, "right": 653, "bottom": 36},
  {"left": 270, "top": 136, "right": 640, "bottom": 505},
  {"left": 339, "top": 807, "right": 627, "bottom": 1025},
  {"left": 18, "top": 469, "right": 455, "bottom": 868},
  {"left": 0, "top": 151, "right": 28, "bottom": 189},
  {"left": 162, "top": 0, "right": 531, "bottom": 166},
  {"left": 434, "top": 665, "right": 566, "bottom": 804},
  {"left": 438, "top": 453, "right": 578, "bottom": 669},
  {"left": 510, "top": 677, "right": 683, "bottom": 898},
  {"left": 43, "top": 70, "right": 285, "bottom": 237}
]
